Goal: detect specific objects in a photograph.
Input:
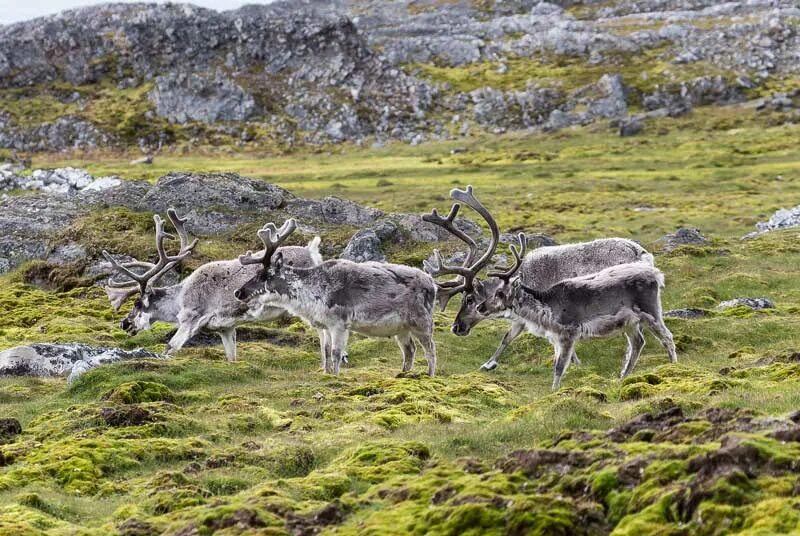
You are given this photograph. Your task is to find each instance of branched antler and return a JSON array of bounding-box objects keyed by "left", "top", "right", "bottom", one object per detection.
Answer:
[
  {"left": 423, "top": 185, "right": 500, "bottom": 309},
  {"left": 103, "top": 208, "right": 198, "bottom": 295},
  {"left": 488, "top": 233, "right": 527, "bottom": 282},
  {"left": 239, "top": 219, "right": 297, "bottom": 267}
]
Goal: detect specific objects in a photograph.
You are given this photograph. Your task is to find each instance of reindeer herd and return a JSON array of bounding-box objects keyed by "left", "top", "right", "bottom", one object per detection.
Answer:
[{"left": 104, "top": 186, "right": 676, "bottom": 390}]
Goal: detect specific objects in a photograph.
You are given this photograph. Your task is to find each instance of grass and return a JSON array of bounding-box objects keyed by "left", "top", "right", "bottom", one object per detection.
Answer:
[{"left": 2, "top": 103, "right": 800, "bottom": 534}]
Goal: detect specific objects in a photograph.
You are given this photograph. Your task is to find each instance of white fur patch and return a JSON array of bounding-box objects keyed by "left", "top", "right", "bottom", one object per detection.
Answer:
[{"left": 133, "top": 311, "right": 153, "bottom": 331}]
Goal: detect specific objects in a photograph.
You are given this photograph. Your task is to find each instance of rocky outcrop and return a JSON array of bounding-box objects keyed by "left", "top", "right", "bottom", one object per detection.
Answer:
[
  {"left": 0, "top": 169, "right": 476, "bottom": 274},
  {"left": 0, "top": 343, "right": 165, "bottom": 383},
  {"left": 0, "top": 166, "right": 121, "bottom": 194},
  {"left": 1, "top": 1, "right": 797, "bottom": 149},
  {"left": 340, "top": 229, "right": 385, "bottom": 262},
  {"left": 150, "top": 71, "right": 258, "bottom": 124}
]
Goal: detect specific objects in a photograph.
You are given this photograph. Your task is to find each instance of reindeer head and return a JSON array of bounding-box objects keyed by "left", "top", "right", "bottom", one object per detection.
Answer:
[
  {"left": 478, "top": 233, "right": 527, "bottom": 316},
  {"left": 104, "top": 209, "right": 197, "bottom": 335},
  {"left": 423, "top": 185, "right": 500, "bottom": 336},
  {"left": 234, "top": 219, "right": 297, "bottom": 302}
]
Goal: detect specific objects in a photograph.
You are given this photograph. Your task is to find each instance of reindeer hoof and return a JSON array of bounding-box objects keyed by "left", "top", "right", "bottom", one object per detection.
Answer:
[
  {"left": 480, "top": 361, "right": 497, "bottom": 371},
  {"left": 341, "top": 353, "right": 349, "bottom": 365}
]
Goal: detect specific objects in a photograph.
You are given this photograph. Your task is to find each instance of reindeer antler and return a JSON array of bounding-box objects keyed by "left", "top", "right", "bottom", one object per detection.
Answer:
[
  {"left": 103, "top": 208, "right": 198, "bottom": 296},
  {"left": 488, "top": 233, "right": 527, "bottom": 282},
  {"left": 239, "top": 219, "right": 297, "bottom": 267},
  {"left": 422, "top": 185, "right": 500, "bottom": 310}
]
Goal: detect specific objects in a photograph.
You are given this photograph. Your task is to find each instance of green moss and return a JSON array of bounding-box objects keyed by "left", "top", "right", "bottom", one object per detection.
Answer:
[{"left": 101, "top": 381, "right": 174, "bottom": 404}]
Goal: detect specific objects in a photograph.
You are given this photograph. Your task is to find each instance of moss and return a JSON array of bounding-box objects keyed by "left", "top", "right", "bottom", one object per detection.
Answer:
[
  {"left": 101, "top": 381, "right": 175, "bottom": 404},
  {"left": 20, "top": 261, "right": 94, "bottom": 292}
]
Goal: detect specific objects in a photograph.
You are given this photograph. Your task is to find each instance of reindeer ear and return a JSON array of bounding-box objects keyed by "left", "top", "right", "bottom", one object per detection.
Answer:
[
  {"left": 105, "top": 286, "right": 139, "bottom": 312},
  {"left": 273, "top": 252, "right": 284, "bottom": 270},
  {"left": 436, "top": 292, "right": 451, "bottom": 312}
]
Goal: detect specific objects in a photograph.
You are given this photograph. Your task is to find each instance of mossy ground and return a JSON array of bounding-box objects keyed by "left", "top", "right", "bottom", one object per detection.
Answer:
[{"left": 3, "top": 104, "right": 800, "bottom": 534}]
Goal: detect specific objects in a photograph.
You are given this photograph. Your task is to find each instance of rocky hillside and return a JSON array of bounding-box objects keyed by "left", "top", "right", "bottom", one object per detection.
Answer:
[{"left": 1, "top": 0, "right": 798, "bottom": 152}]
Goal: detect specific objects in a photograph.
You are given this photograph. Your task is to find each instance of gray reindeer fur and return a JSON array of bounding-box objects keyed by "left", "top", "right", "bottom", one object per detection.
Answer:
[
  {"left": 237, "top": 255, "right": 438, "bottom": 376},
  {"left": 165, "top": 243, "right": 323, "bottom": 359},
  {"left": 109, "top": 240, "right": 324, "bottom": 361},
  {"left": 456, "top": 238, "right": 653, "bottom": 371},
  {"left": 480, "top": 261, "right": 677, "bottom": 389}
]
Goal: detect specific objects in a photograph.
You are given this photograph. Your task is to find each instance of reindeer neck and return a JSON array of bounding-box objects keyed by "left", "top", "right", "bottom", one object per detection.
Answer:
[
  {"left": 150, "top": 285, "right": 182, "bottom": 324},
  {"left": 511, "top": 285, "right": 556, "bottom": 329}
]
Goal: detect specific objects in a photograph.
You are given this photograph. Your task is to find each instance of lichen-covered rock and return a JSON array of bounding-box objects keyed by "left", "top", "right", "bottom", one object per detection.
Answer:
[
  {"left": 657, "top": 227, "right": 709, "bottom": 252},
  {"left": 286, "top": 196, "right": 383, "bottom": 226},
  {"left": 755, "top": 205, "right": 800, "bottom": 233},
  {"left": 150, "top": 71, "right": 258, "bottom": 124},
  {"left": 340, "top": 229, "right": 385, "bottom": 262},
  {"left": 717, "top": 297, "right": 775, "bottom": 311},
  {"left": 0, "top": 344, "right": 166, "bottom": 383}
]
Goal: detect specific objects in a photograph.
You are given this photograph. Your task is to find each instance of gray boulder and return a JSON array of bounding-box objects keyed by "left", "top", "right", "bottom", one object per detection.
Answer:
[
  {"left": 340, "top": 229, "right": 385, "bottom": 262},
  {"left": 755, "top": 205, "right": 800, "bottom": 233},
  {"left": 140, "top": 172, "right": 291, "bottom": 214},
  {"left": 657, "top": 227, "right": 709, "bottom": 252},
  {"left": 664, "top": 308, "right": 708, "bottom": 319},
  {"left": 718, "top": 298, "right": 775, "bottom": 311},
  {"left": 619, "top": 117, "right": 644, "bottom": 137},
  {"left": 286, "top": 196, "right": 383, "bottom": 226},
  {"left": 0, "top": 343, "right": 166, "bottom": 383}
]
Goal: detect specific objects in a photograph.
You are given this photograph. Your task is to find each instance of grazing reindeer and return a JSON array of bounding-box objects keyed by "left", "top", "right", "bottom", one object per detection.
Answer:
[
  {"left": 234, "top": 219, "right": 438, "bottom": 376},
  {"left": 478, "top": 234, "right": 677, "bottom": 389},
  {"left": 425, "top": 187, "right": 654, "bottom": 371},
  {"left": 104, "top": 209, "right": 325, "bottom": 361}
]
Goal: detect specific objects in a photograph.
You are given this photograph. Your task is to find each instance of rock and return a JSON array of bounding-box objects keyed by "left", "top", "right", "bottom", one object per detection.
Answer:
[
  {"left": 754, "top": 205, "right": 800, "bottom": 233},
  {"left": 587, "top": 74, "right": 628, "bottom": 119},
  {"left": 665, "top": 308, "right": 708, "bottom": 319},
  {"left": 717, "top": 298, "right": 775, "bottom": 311},
  {"left": 47, "top": 243, "right": 88, "bottom": 265},
  {"left": 657, "top": 228, "right": 709, "bottom": 252},
  {"left": 340, "top": 229, "right": 385, "bottom": 263},
  {"left": 0, "top": 344, "right": 166, "bottom": 383},
  {"left": 500, "top": 232, "right": 557, "bottom": 248},
  {"left": 150, "top": 71, "right": 258, "bottom": 124},
  {"left": 286, "top": 197, "right": 383, "bottom": 226},
  {"left": 619, "top": 117, "right": 644, "bottom": 136},
  {"left": 140, "top": 171, "right": 291, "bottom": 214},
  {"left": 82, "top": 176, "right": 122, "bottom": 192}
]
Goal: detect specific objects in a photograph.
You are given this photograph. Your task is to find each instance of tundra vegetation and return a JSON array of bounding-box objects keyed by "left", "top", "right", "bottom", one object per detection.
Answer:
[{"left": 2, "top": 105, "right": 800, "bottom": 535}]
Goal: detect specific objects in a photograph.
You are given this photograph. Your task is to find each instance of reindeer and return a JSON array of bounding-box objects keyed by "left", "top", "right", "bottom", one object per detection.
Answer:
[
  {"left": 425, "top": 186, "right": 654, "bottom": 371},
  {"left": 103, "top": 209, "right": 327, "bottom": 362},
  {"left": 476, "top": 234, "right": 677, "bottom": 389},
  {"left": 234, "top": 219, "right": 438, "bottom": 376}
]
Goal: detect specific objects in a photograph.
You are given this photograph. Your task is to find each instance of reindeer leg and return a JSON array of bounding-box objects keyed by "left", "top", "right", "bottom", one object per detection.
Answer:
[
  {"left": 219, "top": 328, "right": 237, "bottom": 362},
  {"left": 641, "top": 312, "right": 677, "bottom": 364},
  {"left": 396, "top": 333, "right": 416, "bottom": 372},
  {"left": 552, "top": 337, "right": 575, "bottom": 391},
  {"left": 415, "top": 330, "right": 437, "bottom": 377},
  {"left": 620, "top": 323, "right": 646, "bottom": 378},
  {"left": 480, "top": 320, "right": 524, "bottom": 371},
  {"left": 166, "top": 313, "right": 211, "bottom": 356},
  {"left": 317, "top": 329, "right": 329, "bottom": 371},
  {"left": 329, "top": 328, "right": 350, "bottom": 375}
]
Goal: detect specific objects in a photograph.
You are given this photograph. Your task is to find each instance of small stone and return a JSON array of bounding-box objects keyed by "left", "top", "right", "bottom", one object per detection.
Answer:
[
  {"left": 657, "top": 228, "right": 709, "bottom": 252},
  {"left": 717, "top": 298, "right": 775, "bottom": 311}
]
